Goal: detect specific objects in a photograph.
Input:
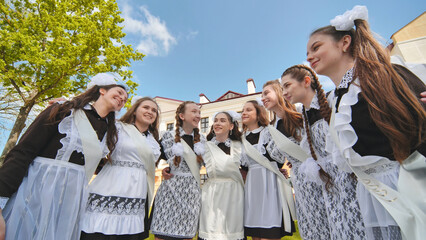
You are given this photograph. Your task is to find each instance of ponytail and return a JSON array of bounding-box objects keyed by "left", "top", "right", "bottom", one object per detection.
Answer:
[{"left": 311, "top": 22, "right": 426, "bottom": 162}]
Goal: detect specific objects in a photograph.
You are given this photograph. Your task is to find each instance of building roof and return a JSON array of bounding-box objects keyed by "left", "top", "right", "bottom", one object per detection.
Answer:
[
  {"left": 215, "top": 90, "right": 244, "bottom": 101},
  {"left": 154, "top": 96, "right": 184, "bottom": 103},
  {"left": 390, "top": 12, "right": 426, "bottom": 41},
  {"left": 201, "top": 91, "right": 261, "bottom": 105}
]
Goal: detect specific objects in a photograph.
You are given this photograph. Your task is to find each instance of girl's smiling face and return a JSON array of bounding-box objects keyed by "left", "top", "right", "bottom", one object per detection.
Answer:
[
  {"left": 135, "top": 100, "right": 158, "bottom": 126},
  {"left": 213, "top": 112, "right": 233, "bottom": 138},
  {"left": 261, "top": 85, "right": 279, "bottom": 110},
  {"left": 180, "top": 103, "right": 201, "bottom": 129},
  {"left": 241, "top": 102, "right": 258, "bottom": 127},
  {"left": 307, "top": 33, "right": 344, "bottom": 77}
]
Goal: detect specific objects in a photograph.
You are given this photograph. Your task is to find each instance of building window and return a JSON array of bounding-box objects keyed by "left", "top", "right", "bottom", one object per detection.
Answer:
[
  {"left": 200, "top": 117, "right": 209, "bottom": 133},
  {"left": 167, "top": 123, "right": 174, "bottom": 131}
]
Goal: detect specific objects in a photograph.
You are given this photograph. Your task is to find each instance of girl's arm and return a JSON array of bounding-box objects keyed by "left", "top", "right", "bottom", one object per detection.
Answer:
[{"left": 0, "top": 105, "right": 59, "bottom": 201}]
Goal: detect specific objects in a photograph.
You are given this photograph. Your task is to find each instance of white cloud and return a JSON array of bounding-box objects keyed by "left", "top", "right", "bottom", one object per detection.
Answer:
[
  {"left": 186, "top": 30, "right": 199, "bottom": 40},
  {"left": 110, "top": 39, "right": 122, "bottom": 47},
  {"left": 122, "top": 4, "right": 177, "bottom": 56}
]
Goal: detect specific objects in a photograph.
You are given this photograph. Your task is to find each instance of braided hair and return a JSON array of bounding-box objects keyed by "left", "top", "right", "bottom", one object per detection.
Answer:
[
  {"left": 282, "top": 65, "right": 333, "bottom": 190},
  {"left": 281, "top": 64, "right": 331, "bottom": 122},
  {"left": 173, "top": 101, "right": 203, "bottom": 166}
]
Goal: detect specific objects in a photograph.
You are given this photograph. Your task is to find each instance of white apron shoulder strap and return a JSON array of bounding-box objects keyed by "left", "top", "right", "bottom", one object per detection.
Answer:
[
  {"left": 74, "top": 109, "right": 103, "bottom": 182},
  {"left": 181, "top": 140, "right": 201, "bottom": 187},
  {"left": 329, "top": 98, "right": 426, "bottom": 240},
  {"left": 120, "top": 122, "right": 156, "bottom": 207}
]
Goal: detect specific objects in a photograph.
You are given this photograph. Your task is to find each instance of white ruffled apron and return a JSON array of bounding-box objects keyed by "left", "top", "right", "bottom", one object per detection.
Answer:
[
  {"left": 80, "top": 122, "right": 158, "bottom": 235},
  {"left": 242, "top": 137, "right": 296, "bottom": 233},
  {"left": 120, "top": 123, "right": 156, "bottom": 208},
  {"left": 199, "top": 141, "right": 244, "bottom": 240},
  {"left": 329, "top": 81, "right": 426, "bottom": 240},
  {"left": 3, "top": 109, "right": 104, "bottom": 240}
]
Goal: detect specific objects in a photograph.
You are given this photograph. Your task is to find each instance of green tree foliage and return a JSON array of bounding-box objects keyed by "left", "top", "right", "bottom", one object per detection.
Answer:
[{"left": 0, "top": 0, "right": 144, "bottom": 161}]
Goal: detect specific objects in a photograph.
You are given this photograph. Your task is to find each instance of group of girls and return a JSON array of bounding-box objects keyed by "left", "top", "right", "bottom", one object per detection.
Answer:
[
  {"left": 155, "top": 100, "right": 296, "bottom": 240},
  {"left": 0, "top": 73, "right": 164, "bottom": 240},
  {"left": 263, "top": 5, "right": 424, "bottom": 240},
  {"left": 0, "top": 4, "right": 425, "bottom": 240}
]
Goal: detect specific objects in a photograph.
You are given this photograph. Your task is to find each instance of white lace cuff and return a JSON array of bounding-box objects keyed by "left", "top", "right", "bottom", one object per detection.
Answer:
[
  {"left": 299, "top": 157, "right": 323, "bottom": 185},
  {"left": 146, "top": 133, "right": 161, "bottom": 160},
  {"left": 194, "top": 142, "right": 205, "bottom": 156},
  {"left": 0, "top": 196, "right": 8, "bottom": 209},
  {"left": 172, "top": 142, "right": 184, "bottom": 157}
]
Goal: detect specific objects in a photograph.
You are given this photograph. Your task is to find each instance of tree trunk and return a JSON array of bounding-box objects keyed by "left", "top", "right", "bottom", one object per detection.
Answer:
[{"left": 0, "top": 101, "right": 35, "bottom": 164}]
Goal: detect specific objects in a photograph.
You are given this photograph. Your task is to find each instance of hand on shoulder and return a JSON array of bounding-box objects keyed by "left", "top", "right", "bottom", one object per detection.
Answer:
[{"left": 421, "top": 91, "right": 426, "bottom": 103}]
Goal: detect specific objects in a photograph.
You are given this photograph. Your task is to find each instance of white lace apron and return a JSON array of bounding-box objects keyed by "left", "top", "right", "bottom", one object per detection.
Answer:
[{"left": 3, "top": 109, "right": 108, "bottom": 240}]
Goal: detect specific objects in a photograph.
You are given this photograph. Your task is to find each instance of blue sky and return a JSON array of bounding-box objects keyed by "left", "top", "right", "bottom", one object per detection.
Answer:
[
  {"left": 0, "top": 0, "right": 425, "bottom": 149},
  {"left": 117, "top": 0, "right": 425, "bottom": 101}
]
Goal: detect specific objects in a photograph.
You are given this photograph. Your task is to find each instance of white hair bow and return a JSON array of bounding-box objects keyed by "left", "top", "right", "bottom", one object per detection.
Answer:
[
  {"left": 330, "top": 5, "right": 368, "bottom": 31},
  {"left": 87, "top": 73, "right": 118, "bottom": 89}
]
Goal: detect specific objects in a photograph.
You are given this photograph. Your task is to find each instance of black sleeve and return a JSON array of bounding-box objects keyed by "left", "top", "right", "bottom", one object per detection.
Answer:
[
  {"left": 155, "top": 139, "right": 167, "bottom": 166},
  {"left": 0, "top": 105, "right": 60, "bottom": 198},
  {"left": 392, "top": 64, "right": 426, "bottom": 107}
]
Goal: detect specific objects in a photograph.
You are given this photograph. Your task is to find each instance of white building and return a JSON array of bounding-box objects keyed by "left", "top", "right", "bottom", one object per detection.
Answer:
[
  {"left": 155, "top": 78, "right": 265, "bottom": 135},
  {"left": 388, "top": 12, "right": 426, "bottom": 64}
]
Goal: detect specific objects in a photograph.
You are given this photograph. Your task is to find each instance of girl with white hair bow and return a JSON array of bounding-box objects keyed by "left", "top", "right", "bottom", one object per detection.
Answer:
[
  {"left": 198, "top": 111, "right": 244, "bottom": 240},
  {"left": 0, "top": 73, "right": 128, "bottom": 240},
  {"left": 307, "top": 5, "right": 426, "bottom": 240}
]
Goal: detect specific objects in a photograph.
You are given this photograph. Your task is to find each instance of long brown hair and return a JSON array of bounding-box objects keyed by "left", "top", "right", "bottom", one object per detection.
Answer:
[
  {"left": 120, "top": 97, "right": 160, "bottom": 141},
  {"left": 281, "top": 65, "right": 333, "bottom": 190},
  {"left": 48, "top": 84, "right": 126, "bottom": 156},
  {"left": 174, "top": 101, "right": 203, "bottom": 166},
  {"left": 206, "top": 111, "right": 242, "bottom": 141},
  {"left": 312, "top": 20, "right": 426, "bottom": 162},
  {"left": 242, "top": 100, "right": 269, "bottom": 131},
  {"left": 263, "top": 80, "right": 303, "bottom": 140},
  {"left": 281, "top": 65, "right": 331, "bottom": 123}
]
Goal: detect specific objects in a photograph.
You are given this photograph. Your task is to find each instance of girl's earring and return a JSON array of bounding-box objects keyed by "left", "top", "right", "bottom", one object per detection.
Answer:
[{"left": 229, "top": 129, "right": 233, "bottom": 136}]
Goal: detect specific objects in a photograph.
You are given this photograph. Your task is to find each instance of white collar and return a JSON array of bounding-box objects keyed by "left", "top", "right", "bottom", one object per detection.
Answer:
[
  {"left": 211, "top": 137, "right": 231, "bottom": 147},
  {"left": 337, "top": 68, "right": 354, "bottom": 89},
  {"left": 306, "top": 93, "right": 320, "bottom": 110},
  {"left": 83, "top": 104, "right": 92, "bottom": 110},
  {"left": 179, "top": 127, "right": 194, "bottom": 137},
  {"left": 245, "top": 126, "right": 264, "bottom": 136}
]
